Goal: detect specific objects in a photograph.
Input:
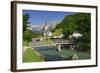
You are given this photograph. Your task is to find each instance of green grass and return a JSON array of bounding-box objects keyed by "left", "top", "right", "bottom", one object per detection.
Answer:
[
  {"left": 23, "top": 48, "right": 44, "bottom": 62},
  {"left": 59, "top": 49, "right": 90, "bottom": 59}
]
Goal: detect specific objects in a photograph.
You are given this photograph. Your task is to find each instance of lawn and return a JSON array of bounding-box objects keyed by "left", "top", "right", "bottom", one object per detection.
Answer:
[{"left": 23, "top": 48, "right": 44, "bottom": 62}]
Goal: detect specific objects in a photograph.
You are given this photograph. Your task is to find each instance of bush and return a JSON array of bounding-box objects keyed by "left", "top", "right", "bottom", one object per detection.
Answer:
[
  {"left": 76, "top": 43, "right": 90, "bottom": 52},
  {"left": 23, "top": 30, "right": 41, "bottom": 42}
]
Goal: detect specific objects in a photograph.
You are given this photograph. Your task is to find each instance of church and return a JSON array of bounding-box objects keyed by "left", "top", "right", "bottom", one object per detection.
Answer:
[{"left": 43, "top": 21, "right": 52, "bottom": 37}]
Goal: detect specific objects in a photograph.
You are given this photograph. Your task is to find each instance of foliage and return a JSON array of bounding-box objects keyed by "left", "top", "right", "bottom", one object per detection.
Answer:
[
  {"left": 55, "top": 14, "right": 77, "bottom": 38},
  {"left": 54, "top": 13, "right": 91, "bottom": 51},
  {"left": 75, "top": 42, "right": 90, "bottom": 52},
  {"left": 23, "top": 14, "right": 41, "bottom": 43},
  {"left": 23, "top": 48, "right": 44, "bottom": 62},
  {"left": 23, "top": 14, "right": 30, "bottom": 32},
  {"left": 23, "top": 30, "right": 41, "bottom": 42},
  {"left": 52, "top": 28, "right": 63, "bottom": 36},
  {"left": 75, "top": 13, "right": 91, "bottom": 51},
  {"left": 23, "top": 41, "right": 30, "bottom": 46},
  {"left": 76, "top": 13, "right": 91, "bottom": 43},
  {"left": 59, "top": 49, "right": 90, "bottom": 59},
  {"left": 55, "top": 13, "right": 90, "bottom": 38}
]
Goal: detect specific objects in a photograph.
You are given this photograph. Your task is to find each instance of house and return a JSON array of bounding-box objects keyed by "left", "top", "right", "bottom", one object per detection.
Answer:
[
  {"left": 72, "top": 32, "right": 83, "bottom": 38},
  {"left": 53, "top": 34, "right": 64, "bottom": 38},
  {"left": 69, "top": 32, "right": 83, "bottom": 39},
  {"left": 47, "top": 31, "right": 52, "bottom": 37}
]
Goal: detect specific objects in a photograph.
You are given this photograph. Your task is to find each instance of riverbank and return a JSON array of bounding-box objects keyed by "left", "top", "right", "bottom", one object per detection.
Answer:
[
  {"left": 23, "top": 48, "right": 44, "bottom": 62},
  {"left": 23, "top": 46, "right": 90, "bottom": 62},
  {"left": 34, "top": 47, "right": 90, "bottom": 61}
]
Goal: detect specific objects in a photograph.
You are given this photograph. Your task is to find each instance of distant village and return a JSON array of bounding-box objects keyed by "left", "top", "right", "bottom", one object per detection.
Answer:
[{"left": 27, "top": 21, "right": 82, "bottom": 39}]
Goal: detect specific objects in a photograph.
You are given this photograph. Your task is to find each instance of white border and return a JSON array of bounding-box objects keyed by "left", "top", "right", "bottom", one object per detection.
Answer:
[{"left": 16, "top": 3, "right": 96, "bottom": 69}]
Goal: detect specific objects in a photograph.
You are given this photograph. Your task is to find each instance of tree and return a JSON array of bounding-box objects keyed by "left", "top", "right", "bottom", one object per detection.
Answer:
[
  {"left": 76, "top": 13, "right": 91, "bottom": 43},
  {"left": 54, "top": 13, "right": 91, "bottom": 51},
  {"left": 23, "top": 14, "right": 41, "bottom": 42},
  {"left": 52, "top": 28, "right": 63, "bottom": 36},
  {"left": 23, "top": 30, "right": 41, "bottom": 42},
  {"left": 55, "top": 14, "right": 77, "bottom": 38},
  {"left": 75, "top": 13, "right": 91, "bottom": 51},
  {"left": 23, "top": 14, "right": 30, "bottom": 33},
  {"left": 62, "top": 15, "right": 77, "bottom": 38}
]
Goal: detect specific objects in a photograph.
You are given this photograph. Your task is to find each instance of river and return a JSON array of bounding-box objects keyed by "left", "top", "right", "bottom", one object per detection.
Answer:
[{"left": 35, "top": 46, "right": 65, "bottom": 61}]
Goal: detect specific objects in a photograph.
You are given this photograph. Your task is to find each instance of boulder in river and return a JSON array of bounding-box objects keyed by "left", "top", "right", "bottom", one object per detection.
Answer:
[{"left": 72, "top": 54, "right": 79, "bottom": 60}]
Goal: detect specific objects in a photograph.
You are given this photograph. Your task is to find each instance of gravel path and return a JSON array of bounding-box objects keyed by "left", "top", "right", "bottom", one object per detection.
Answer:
[{"left": 23, "top": 46, "right": 30, "bottom": 52}]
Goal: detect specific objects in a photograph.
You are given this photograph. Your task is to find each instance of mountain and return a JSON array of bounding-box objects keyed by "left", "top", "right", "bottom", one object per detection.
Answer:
[{"left": 27, "top": 21, "right": 61, "bottom": 32}]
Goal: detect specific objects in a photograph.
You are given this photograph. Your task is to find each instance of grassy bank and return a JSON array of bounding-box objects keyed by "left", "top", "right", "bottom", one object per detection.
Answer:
[
  {"left": 23, "top": 48, "right": 44, "bottom": 62},
  {"left": 23, "top": 48, "right": 90, "bottom": 62}
]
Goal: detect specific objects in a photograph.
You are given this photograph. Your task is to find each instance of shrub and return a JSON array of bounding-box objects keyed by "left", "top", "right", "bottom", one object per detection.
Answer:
[
  {"left": 76, "top": 43, "right": 90, "bottom": 52},
  {"left": 23, "top": 30, "right": 41, "bottom": 42}
]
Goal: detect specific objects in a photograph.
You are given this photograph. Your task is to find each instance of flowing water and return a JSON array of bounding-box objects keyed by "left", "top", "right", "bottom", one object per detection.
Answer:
[{"left": 35, "top": 46, "right": 65, "bottom": 61}]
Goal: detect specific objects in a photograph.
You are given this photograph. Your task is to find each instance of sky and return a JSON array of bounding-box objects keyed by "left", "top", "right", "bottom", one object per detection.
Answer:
[{"left": 23, "top": 10, "right": 76, "bottom": 26}]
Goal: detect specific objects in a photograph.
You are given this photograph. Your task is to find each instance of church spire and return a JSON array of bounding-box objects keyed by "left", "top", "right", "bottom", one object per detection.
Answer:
[
  {"left": 44, "top": 21, "right": 48, "bottom": 31},
  {"left": 43, "top": 21, "right": 49, "bottom": 37}
]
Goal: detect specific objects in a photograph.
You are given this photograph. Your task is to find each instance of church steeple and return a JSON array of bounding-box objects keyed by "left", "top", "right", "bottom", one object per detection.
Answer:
[
  {"left": 44, "top": 21, "right": 48, "bottom": 31},
  {"left": 43, "top": 21, "right": 49, "bottom": 36}
]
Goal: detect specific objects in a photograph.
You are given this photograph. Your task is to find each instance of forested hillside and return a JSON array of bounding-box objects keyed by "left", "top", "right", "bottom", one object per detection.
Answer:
[{"left": 53, "top": 13, "right": 91, "bottom": 51}]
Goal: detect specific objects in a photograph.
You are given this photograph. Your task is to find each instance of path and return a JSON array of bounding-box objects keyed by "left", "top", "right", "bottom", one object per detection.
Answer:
[{"left": 23, "top": 46, "right": 30, "bottom": 52}]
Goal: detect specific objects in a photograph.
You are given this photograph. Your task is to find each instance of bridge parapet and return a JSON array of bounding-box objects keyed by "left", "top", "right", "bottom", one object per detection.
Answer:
[{"left": 53, "top": 39, "right": 72, "bottom": 44}]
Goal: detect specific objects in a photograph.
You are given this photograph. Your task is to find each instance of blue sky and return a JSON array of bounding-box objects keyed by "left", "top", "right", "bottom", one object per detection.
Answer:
[{"left": 23, "top": 10, "right": 76, "bottom": 26}]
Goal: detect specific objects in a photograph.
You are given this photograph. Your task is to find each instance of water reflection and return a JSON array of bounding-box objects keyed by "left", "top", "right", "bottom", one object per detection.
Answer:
[{"left": 35, "top": 46, "right": 65, "bottom": 61}]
